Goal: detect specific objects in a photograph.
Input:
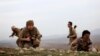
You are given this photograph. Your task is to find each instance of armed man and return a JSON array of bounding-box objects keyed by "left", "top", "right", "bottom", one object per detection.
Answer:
[
  {"left": 9, "top": 26, "right": 21, "bottom": 37},
  {"left": 9, "top": 26, "right": 23, "bottom": 48},
  {"left": 67, "top": 21, "right": 77, "bottom": 44},
  {"left": 19, "top": 20, "right": 42, "bottom": 49},
  {"left": 70, "top": 30, "right": 93, "bottom": 51}
]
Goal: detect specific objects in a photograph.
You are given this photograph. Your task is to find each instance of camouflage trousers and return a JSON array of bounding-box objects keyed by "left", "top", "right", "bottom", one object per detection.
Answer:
[
  {"left": 16, "top": 38, "right": 41, "bottom": 48},
  {"left": 69, "top": 37, "right": 77, "bottom": 44}
]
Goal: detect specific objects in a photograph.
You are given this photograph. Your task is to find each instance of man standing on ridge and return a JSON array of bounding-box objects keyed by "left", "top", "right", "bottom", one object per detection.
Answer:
[{"left": 67, "top": 21, "right": 77, "bottom": 45}]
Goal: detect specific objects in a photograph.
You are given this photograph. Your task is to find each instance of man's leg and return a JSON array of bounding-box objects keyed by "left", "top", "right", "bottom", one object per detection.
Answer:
[
  {"left": 22, "top": 41, "right": 32, "bottom": 50},
  {"left": 16, "top": 39, "right": 24, "bottom": 48},
  {"left": 33, "top": 39, "right": 40, "bottom": 48}
]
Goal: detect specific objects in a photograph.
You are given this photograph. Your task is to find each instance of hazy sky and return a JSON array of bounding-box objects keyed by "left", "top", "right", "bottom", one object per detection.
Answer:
[{"left": 0, "top": 0, "right": 100, "bottom": 40}]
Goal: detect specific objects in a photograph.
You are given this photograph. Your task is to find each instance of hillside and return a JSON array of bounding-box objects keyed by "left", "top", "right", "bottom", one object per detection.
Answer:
[
  {"left": 0, "top": 34, "right": 100, "bottom": 49},
  {"left": 0, "top": 48, "right": 100, "bottom": 56}
]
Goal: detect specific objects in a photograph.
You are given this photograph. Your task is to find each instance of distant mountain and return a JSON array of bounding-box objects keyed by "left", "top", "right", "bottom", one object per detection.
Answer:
[
  {"left": 40, "top": 34, "right": 69, "bottom": 49},
  {"left": 91, "top": 29, "right": 100, "bottom": 43},
  {"left": 0, "top": 34, "right": 68, "bottom": 49},
  {"left": 0, "top": 40, "right": 17, "bottom": 48},
  {"left": 91, "top": 29, "right": 100, "bottom": 35},
  {"left": 91, "top": 35, "right": 100, "bottom": 43},
  {"left": 0, "top": 30, "right": 100, "bottom": 49},
  {"left": 40, "top": 29, "right": 100, "bottom": 49}
]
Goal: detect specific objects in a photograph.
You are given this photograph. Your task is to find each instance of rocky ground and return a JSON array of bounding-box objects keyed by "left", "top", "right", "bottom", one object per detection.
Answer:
[{"left": 0, "top": 48, "right": 100, "bottom": 56}]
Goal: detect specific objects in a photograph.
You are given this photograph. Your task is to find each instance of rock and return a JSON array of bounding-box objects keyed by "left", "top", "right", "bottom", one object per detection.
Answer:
[
  {"left": 23, "top": 48, "right": 30, "bottom": 51},
  {"left": 98, "top": 51, "right": 100, "bottom": 53},
  {"left": 19, "top": 49, "right": 24, "bottom": 53},
  {"left": 59, "top": 53, "right": 63, "bottom": 56},
  {"left": 47, "top": 54, "right": 52, "bottom": 56},
  {"left": 15, "top": 47, "right": 22, "bottom": 50},
  {"left": 39, "top": 48, "right": 45, "bottom": 51},
  {"left": 30, "top": 47, "right": 35, "bottom": 50},
  {"left": 49, "top": 48, "right": 57, "bottom": 52},
  {"left": 92, "top": 47, "right": 98, "bottom": 52},
  {"left": 0, "top": 50, "right": 6, "bottom": 54}
]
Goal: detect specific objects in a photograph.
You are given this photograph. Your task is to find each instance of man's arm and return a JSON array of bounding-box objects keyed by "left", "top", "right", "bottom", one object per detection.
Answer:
[
  {"left": 19, "top": 29, "right": 29, "bottom": 41},
  {"left": 69, "top": 29, "right": 77, "bottom": 38},
  {"left": 70, "top": 34, "right": 76, "bottom": 38},
  {"left": 35, "top": 27, "right": 42, "bottom": 39},
  {"left": 9, "top": 32, "right": 15, "bottom": 37},
  {"left": 19, "top": 29, "right": 24, "bottom": 40}
]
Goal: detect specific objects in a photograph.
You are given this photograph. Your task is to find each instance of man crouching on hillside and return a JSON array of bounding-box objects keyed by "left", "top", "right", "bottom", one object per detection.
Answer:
[
  {"left": 70, "top": 30, "right": 93, "bottom": 52},
  {"left": 19, "top": 20, "right": 42, "bottom": 49}
]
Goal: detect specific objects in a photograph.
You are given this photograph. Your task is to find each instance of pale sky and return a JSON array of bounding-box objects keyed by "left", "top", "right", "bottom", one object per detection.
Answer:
[{"left": 0, "top": 0, "right": 100, "bottom": 40}]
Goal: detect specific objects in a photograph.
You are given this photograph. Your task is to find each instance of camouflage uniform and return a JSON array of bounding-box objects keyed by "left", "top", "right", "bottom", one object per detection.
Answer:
[
  {"left": 10, "top": 27, "right": 23, "bottom": 47},
  {"left": 19, "top": 27, "right": 42, "bottom": 48},
  {"left": 68, "top": 27, "right": 77, "bottom": 44},
  {"left": 71, "top": 37, "right": 92, "bottom": 51},
  {"left": 10, "top": 27, "right": 20, "bottom": 37}
]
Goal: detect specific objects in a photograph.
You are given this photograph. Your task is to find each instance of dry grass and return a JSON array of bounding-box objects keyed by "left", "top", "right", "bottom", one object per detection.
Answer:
[{"left": 0, "top": 48, "right": 100, "bottom": 56}]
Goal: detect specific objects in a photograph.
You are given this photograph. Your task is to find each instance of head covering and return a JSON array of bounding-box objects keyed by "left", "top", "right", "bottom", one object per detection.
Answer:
[
  {"left": 11, "top": 26, "right": 16, "bottom": 29},
  {"left": 26, "top": 20, "right": 34, "bottom": 26}
]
